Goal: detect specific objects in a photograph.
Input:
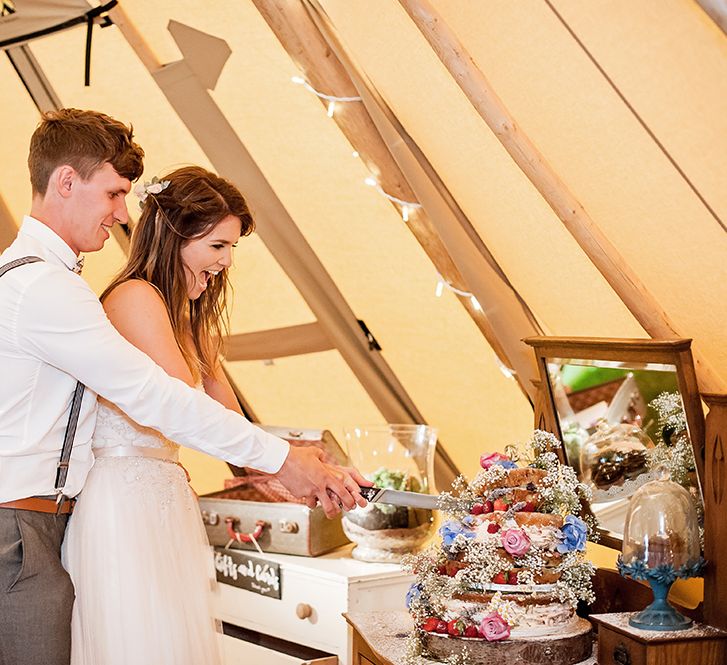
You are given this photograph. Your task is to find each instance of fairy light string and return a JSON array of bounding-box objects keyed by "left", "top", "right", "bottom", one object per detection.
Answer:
[
  {"left": 291, "top": 76, "right": 362, "bottom": 117},
  {"left": 291, "top": 75, "right": 515, "bottom": 380}
]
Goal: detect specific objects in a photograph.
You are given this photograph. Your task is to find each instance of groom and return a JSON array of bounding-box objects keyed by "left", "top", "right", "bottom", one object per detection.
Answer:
[{"left": 0, "top": 108, "right": 368, "bottom": 665}]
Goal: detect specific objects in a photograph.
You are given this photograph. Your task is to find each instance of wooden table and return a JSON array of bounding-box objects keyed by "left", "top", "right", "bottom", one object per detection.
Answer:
[
  {"left": 591, "top": 612, "right": 727, "bottom": 665},
  {"left": 344, "top": 611, "right": 413, "bottom": 665}
]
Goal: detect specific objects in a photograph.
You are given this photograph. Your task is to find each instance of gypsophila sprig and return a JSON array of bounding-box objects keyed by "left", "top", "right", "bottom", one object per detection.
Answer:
[{"left": 646, "top": 391, "right": 703, "bottom": 549}]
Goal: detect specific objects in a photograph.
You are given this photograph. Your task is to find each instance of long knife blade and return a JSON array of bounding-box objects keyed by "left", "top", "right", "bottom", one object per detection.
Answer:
[{"left": 358, "top": 486, "right": 441, "bottom": 510}]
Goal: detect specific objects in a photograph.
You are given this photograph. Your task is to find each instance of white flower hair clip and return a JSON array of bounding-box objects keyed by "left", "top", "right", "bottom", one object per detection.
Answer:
[{"left": 134, "top": 176, "right": 170, "bottom": 209}]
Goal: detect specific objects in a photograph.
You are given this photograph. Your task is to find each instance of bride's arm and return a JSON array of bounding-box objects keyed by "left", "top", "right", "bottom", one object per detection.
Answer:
[
  {"left": 102, "top": 279, "right": 196, "bottom": 388},
  {"left": 201, "top": 349, "right": 243, "bottom": 415}
]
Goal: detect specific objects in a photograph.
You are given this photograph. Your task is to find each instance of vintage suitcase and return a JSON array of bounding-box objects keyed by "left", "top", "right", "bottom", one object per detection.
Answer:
[{"left": 199, "top": 426, "right": 351, "bottom": 557}]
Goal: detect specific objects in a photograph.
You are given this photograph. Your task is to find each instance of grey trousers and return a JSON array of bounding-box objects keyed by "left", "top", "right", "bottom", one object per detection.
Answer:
[{"left": 0, "top": 509, "right": 73, "bottom": 665}]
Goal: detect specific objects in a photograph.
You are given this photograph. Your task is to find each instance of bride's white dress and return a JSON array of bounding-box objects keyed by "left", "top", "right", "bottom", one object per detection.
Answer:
[{"left": 62, "top": 396, "right": 223, "bottom": 665}]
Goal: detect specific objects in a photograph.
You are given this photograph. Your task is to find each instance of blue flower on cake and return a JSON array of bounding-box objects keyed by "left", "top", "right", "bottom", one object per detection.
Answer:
[
  {"left": 556, "top": 515, "right": 588, "bottom": 553},
  {"left": 406, "top": 583, "right": 423, "bottom": 609},
  {"left": 439, "top": 519, "right": 476, "bottom": 549}
]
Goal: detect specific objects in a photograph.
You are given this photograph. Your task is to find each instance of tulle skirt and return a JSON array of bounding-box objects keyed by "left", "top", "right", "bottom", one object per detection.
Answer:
[{"left": 62, "top": 455, "right": 222, "bottom": 665}]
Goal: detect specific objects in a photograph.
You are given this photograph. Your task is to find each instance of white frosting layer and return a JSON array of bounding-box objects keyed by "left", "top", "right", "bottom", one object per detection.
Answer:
[
  {"left": 473, "top": 517, "right": 561, "bottom": 553},
  {"left": 443, "top": 596, "right": 576, "bottom": 637},
  {"left": 478, "top": 582, "right": 557, "bottom": 594}
]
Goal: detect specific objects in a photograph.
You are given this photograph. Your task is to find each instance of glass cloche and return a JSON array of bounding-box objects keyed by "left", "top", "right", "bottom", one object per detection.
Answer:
[{"left": 619, "top": 469, "right": 703, "bottom": 630}]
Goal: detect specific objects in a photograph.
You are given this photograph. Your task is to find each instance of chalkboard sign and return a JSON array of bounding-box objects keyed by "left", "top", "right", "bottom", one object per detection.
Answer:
[{"left": 213, "top": 547, "right": 282, "bottom": 599}]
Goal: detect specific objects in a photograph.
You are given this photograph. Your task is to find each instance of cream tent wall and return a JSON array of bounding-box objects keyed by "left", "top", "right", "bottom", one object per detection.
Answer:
[{"left": 1, "top": 0, "right": 725, "bottom": 495}]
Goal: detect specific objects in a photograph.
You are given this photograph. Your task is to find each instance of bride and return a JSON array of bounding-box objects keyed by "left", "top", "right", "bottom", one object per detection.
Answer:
[{"left": 62, "top": 166, "right": 365, "bottom": 664}]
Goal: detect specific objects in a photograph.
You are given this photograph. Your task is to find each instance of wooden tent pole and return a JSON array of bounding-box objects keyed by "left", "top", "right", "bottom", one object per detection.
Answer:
[
  {"left": 398, "top": 0, "right": 726, "bottom": 395},
  {"left": 253, "top": 0, "right": 544, "bottom": 401},
  {"left": 696, "top": 0, "right": 727, "bottom": 35}
]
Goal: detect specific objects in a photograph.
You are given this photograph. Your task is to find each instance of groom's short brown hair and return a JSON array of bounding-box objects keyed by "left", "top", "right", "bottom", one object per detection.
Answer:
[{"left": 28, "top": 108, "right": 145, "bottom": 196}]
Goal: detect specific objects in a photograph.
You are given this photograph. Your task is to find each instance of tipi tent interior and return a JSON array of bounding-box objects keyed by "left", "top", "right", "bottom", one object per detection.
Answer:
[{"left": 1, "top": 0, "right": 726, "bottom": 662}]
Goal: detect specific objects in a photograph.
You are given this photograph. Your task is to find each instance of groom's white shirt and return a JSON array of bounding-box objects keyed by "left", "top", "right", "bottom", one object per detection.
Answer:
[{"left": 0, "top": 215, "right": 289, "bottom": 503}]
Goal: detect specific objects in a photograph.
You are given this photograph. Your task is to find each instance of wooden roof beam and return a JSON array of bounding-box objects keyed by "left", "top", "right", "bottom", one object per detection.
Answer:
[
  {"left": 696, "top": 0, "right": 727, "bottom": 35},
  {"left": 224, "top": 323, "right": 334, "bottom": 361},
  {"left": 398, "top": 0, "right": 726, "bottom": 395}
]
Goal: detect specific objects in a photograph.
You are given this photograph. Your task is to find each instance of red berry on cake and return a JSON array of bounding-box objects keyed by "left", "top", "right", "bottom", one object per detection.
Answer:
[
  {"left": 508, "top": 570, "right": 519, "bottom": 585},
  {"left": 463, "top": 624, "right": 479, "bottom": 638},
  {"left": 493, "top": 498, "right": 509, "bottom": 512},
  {"left": 492, "top": 571, "right": 508, "bottom": 585},
  {"left": 521, "top": 501, "right": 535, "bottom": 512},
  {"left": 435, "top": 619, "right": 448, "bottom": 634},
  {"left": 447, "top": 619, "right": 464, "bottom": 636},
  {"left": 486, "top": 522, "right": 501, "bottom": 533},
  {"left": 483, "top": 500, "right": 494, "bottom": 513},
  {"left": 422, "top": 617, "right": 439, "bottom": 632},
  {"left": 470, "top": 503, "right": 484, "bottom": 515}
]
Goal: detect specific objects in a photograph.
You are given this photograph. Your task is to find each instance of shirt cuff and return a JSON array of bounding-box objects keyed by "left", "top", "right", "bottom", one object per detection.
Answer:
[{"left": 250, "top": 433, "right": 290, "bottom": 474}]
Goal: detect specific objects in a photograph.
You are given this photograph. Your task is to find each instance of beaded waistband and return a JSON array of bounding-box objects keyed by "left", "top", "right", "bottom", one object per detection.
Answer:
[{"left": 93, "top": 445, "right": 179, "bottom": 463}]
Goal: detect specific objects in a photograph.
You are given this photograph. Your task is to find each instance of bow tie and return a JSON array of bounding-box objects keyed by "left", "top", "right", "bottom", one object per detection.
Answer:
[{"left": 71, "top": 256, "right": 84, "bottom": 275}]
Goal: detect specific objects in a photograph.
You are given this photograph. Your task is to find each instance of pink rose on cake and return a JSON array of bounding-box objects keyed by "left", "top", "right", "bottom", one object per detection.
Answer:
[
  {"left": 479, "top": 612, "right": 510, "bottom": 641},
  {"left": 501, "top": 527, "right": 531, "bottom": 557},
  {"left": 479, "top": 452, "right": 516, "bottom": 469}
]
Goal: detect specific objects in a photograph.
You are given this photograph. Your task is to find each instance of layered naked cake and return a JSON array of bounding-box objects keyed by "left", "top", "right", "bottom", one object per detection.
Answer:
[{"left": 403, "top": 431, "right": 597, "bottom": 665}]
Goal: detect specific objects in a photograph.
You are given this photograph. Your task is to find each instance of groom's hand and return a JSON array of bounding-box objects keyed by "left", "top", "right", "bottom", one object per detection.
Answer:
[{"left": 274, "top": 447, "right": 372, "bottom": 518}]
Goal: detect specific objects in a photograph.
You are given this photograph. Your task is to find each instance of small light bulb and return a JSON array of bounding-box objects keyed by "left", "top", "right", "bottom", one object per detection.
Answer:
[
  {"left": 495, "top": 356, "right": 515, "bottom": 380},
  {"left": 364, "top": 177, "right": 377, "bottom": 187},
  {"left": 291, "top": 76, "right": 305, "bottom": 85},
  {"left": 435, "top": 280, "right": 444, "bottom": 297},
  {"left": 402, "top": 205, "right": 410, "bottom": 222},
  {"left": 327, "top": 101, "right": 336, "bottom": 117},
  {"left": 471, "top": 295, "right": 482, "bottom": 311}
]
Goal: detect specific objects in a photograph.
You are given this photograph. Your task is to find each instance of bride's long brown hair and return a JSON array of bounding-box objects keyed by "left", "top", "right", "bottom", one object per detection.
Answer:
[{"left": 102, "top": 166, "right": 254, "bottom": 379}]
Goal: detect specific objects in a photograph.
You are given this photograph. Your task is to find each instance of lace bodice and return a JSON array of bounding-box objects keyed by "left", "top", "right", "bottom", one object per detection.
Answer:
[{"left": 93, "top": 397, "right": 180, "bottom": 455}]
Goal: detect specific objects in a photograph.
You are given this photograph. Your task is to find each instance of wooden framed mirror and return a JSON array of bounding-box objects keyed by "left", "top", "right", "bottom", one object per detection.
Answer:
[{"left": 524, "top": 337, "right": 705, "bottom": 550}]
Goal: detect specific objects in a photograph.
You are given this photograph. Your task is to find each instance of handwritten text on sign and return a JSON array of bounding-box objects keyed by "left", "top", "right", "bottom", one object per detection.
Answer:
[{"left": 214, "top": 547, "right": 281, "bottom": 599}]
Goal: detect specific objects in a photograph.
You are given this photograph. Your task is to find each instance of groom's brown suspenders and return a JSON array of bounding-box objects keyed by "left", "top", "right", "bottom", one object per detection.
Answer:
[{"left": 0, "top": 256, "right": 85, "bottom": 515}]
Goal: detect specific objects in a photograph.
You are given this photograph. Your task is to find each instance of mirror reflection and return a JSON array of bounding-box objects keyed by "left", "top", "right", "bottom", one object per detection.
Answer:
[{"left": 546, "top": 358, "right": 701, "bottom": 539}]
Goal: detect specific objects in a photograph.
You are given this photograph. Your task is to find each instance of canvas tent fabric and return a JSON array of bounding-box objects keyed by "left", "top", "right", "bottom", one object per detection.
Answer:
[{"left": 0, "top": 0, "right": 725, "bottom": 492}]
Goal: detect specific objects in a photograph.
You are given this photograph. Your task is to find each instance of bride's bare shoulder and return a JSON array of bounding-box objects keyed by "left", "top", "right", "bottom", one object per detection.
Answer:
[
  {"left": 104, "top": 279, "right": 166, "bottom": 315},
  {"left": 102, "top": 279, "right": 171, "bottom": 338},
  {"left": 102, "top": 280, "right": 195, "bottom": 384}
]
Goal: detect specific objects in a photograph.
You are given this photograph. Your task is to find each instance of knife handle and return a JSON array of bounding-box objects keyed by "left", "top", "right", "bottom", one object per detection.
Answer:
[{"left": 358, "top": 486, "right": 383, "bottom": 501}]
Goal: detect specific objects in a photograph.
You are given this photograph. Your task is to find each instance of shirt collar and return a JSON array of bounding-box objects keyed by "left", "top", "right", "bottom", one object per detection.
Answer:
[{"left": 19, "top": 215, "right": 79, "bottom": 271}]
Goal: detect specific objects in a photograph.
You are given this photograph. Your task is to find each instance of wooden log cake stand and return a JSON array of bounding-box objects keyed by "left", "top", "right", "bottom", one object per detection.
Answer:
[
  {"left": 344, "top": 610, "right": 596, "bottom": 665},
  {"left": 591, "top": 612, "right": 727, "bottom": 665}
]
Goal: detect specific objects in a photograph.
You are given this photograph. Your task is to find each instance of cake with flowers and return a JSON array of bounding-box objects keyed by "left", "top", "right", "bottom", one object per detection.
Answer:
[{"left": 403, "top": 430, "right": 597, "bottom": 665}]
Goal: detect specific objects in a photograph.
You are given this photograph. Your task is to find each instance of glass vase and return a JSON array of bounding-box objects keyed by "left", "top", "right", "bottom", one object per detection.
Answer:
[{"left": 342, "top": 424, "right": 437, "bottom": 562}]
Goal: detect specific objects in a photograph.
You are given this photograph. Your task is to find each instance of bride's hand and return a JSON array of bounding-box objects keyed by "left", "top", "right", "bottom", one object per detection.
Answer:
[{"left": 274, "top": 447, "right": 370, "bottom": 518}]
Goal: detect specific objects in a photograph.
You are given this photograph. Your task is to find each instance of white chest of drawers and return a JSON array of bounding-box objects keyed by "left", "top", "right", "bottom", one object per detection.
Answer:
[{"left": 213, "top": 545, "right": 414, "bottom": 665}]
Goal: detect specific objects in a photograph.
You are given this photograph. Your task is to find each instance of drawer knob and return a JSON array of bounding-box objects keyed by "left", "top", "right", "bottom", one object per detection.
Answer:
[
  {"left": 613, "top": 643, "right": 631, "bottom": 665},
  {"left": 296, "top": 603, "right": 313, "bottom": 620}
]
